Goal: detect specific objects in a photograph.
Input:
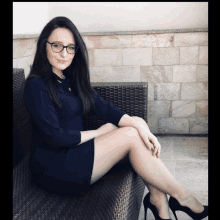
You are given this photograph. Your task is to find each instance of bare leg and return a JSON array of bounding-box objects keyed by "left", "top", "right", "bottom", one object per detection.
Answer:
[
  {"left": 144, "top": 180, "right": 171, "bottom": 219},
  {"left": 91, "top": 126, "right": 204, "bottom": 214}
]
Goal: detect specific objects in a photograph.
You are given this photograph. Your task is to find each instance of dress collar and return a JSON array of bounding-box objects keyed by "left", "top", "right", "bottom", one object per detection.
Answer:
[{"left": 53, "top": 72, "right": 66, "bottom": 83}]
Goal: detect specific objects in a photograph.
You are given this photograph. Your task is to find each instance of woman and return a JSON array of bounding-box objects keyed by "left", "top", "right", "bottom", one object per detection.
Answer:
[{"left": 23, "top": 16, "right": 208, "bottom": 220}]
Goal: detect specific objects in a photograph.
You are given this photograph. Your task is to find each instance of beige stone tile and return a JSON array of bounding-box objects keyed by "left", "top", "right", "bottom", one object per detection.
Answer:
[
  {"left": 13, "top": 38, "right": 37, "bottom": 59},
  {"left": 196, "top": 65, "right": 208, "bottom": 82},
  {"left": 147, "top": 117, "right": 159, "bottom": 134},
  {"left": 172, "top": 101, "right": 196, "bottom": 117},
  {"left": 94, "top": 49, "right": 122, "bottom": 66},
  {"left": 117, "top": 35, "right": 133, "bottom": 48},
  {"left": 132, "top": 33, "right": 174, "bottom": 48},
  {"left": 173, "top": 65, "right": 196, "bottom": 82},
  {"left": 148, "top": 100, "right": 171, "bottom": 118},
  {"left": 158, "top": 118, "right": 189, "bottom": 134},
  {"left": 153, "top": 47, "right": 179, "bottom": 65},
  {"left": 123, "top": 48, "right": 152, "bottom": 66},
  {"left": 100, "top": 35, "right": 121, "bottom": 48},
  {"left": 173, "top": 136, "right": 208, "bottom": 161},
  {"left": 89, "top": 66, "right": 112, "bottom": 82},
  {"left": 180, "top": 47, "right": 199, "bottom": 65},
  {"left": 195, "top": 100, "right": 208, "bottom": 117},
  {"left": 189, "top": 117, "right": 208, "bottom": 134},
  {"left": 88, "top": 49, "right": 95, "bottom": 67},
  {"left": 174, "top": 32, "right": 208, "bottom": 47},
  {"left": 83, "top": 35, "right": 102, "bottom": 49},
  {"left": 140, "top": 66, "right": 173, "bottom": 83},
  {"left": 181, "top": 82, "right": 208, "bottom": 100},
  {"left": 199, "top": 46, "right": 208, "bottom": 64},
  {"left": 155, "top": 83, "right": 180, "bottom": 100},
  {"left": 111, "top": 66, "right": 140, "bottom": 82},
  {"left": 175, "top": 160, "right": 208, "bottom": 192},
  {"left": 145, "top": 82, "right": 154, "bottom": 101}
]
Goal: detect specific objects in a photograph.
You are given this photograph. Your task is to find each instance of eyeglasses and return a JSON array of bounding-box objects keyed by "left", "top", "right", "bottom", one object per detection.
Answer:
[{"left": 46, "top": 41, "right": 78, "bottom": 54}]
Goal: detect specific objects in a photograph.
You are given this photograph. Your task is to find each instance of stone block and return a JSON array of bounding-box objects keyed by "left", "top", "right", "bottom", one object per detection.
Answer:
[
  {"left": 174, "top": 32, "right": 208, "bottom": 47},
  {"left": 173, "top": 65, "right": 196, "bottom": 82},
  {"left": 155, "top": 83, "right": 180, "bottom": 100},
  {"left": 131, "top": 33, "right": 174, "bottom": 48},
  {"left": 89, "top": 66, "right": 112, "bottom": 82},
  {"left": 180, "top": 47, "right": 199, "bottom": 65},
  {"left": 199, "top": 46, "right": 208, "bottom": 64},
  {"left": 88, "top": 49, "right": 95, "bottom": 67},
  {"left": 196, "top": 100, "right": 208, "bottom": 117},
  {"left": 189, "top": 117, "right": 208, "bottom": 134},
  {"left": 196, "top": 65, "right": 208, "bottom": 82},
  {"left": 83, "top": 36, "right": 101, "bottom": 49},
  {"left": 159, "top": 118, "right": 189, "bottom": 134},
  {"left": 94, "top": 49, "right": 122, "bottom": 66},
  {"left": 13, "top": 38, "right": 37, "bottom": 59},
  {"left": 181, "top": 83, "right": 208, "bottom": 100},
  {"left": 144, "top": 82, "right": 154, "bottom": 101},
  {"left": 147, "top": 117, "right": 159, "bottom": 134},
  {"left": 148, "top": 100, "right": 171, "bottom": 118},
  {"left": 172, "top": 101, "right": 196, "bottom": 117},
  {"left": 123, "top": 48, "right": 152, "bottom": 66},
  {"left": 153, "top": 47, "right": 179, "bottom": 65},
  {"left": 111, "top": 66, "right": 140, "bottom": 82},
  {"left": 140, "top": 66, "right": 173, "bottom": 83}
]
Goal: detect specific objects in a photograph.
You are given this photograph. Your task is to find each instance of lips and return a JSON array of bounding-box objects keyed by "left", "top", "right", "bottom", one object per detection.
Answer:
[{"left": 57, "top": 60, "right": 67, "bottom": 63}]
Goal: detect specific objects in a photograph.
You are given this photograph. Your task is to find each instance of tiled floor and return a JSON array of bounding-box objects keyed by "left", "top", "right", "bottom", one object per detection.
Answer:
[{"left": 138, "top": 135, "right": 208, "bottom": 220}]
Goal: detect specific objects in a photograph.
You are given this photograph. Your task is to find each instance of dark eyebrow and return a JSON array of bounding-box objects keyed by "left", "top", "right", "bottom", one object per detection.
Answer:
[{"left": 53, "top": 41, "right": 75, "bottom": 46}]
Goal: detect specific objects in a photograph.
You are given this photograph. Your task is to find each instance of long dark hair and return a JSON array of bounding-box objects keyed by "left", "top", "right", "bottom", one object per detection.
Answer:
[{"left": 26, "top": 16, "right": 95, "bottom": 114}]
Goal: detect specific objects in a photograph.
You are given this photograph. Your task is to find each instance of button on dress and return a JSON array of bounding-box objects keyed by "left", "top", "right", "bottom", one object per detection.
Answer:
[{"left": 23, "top": 73, "right": 126, "bottom": 195}]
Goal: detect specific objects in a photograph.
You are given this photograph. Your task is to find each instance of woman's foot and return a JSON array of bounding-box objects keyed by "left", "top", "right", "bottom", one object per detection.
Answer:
[
  {"left": 150, "top": 193, "right": 171, "bottom": 219},
  {"left": 175, "top": 192, "right": 204, "bottom": 214}
]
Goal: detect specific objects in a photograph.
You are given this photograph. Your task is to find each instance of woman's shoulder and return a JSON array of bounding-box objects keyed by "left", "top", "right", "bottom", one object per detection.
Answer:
[{"left": 24, "top": 77, "right": 47, "bottom": 92}]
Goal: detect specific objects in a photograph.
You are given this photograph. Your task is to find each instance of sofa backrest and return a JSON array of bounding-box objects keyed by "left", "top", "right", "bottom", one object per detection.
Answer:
[{"left": 13, "top": 68, "right": 33, "bottom": 168}]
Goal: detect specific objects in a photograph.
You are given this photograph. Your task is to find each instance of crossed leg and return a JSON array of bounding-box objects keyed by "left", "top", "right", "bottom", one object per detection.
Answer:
[{"left": 90, "top": 117, "right": 204, "bottom": 218}]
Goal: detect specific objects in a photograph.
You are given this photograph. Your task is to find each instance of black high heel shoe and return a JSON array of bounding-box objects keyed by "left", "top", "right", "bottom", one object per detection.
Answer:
[
  {"left": 169, "top": 196, "right": 208, "bottom": 220},
  {"left": 143, "top": 193, "right": 172, "bottom": 220}
]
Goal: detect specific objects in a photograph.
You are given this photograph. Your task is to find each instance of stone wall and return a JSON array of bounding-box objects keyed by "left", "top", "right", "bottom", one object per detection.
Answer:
[{"left": 13, "top": 29, "right": 208, "bottom": 134}]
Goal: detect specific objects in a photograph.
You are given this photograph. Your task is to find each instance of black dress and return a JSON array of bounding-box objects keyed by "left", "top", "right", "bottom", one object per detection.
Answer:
[{"left": 23, "top": 73, "right": 126, "bottom": 195}]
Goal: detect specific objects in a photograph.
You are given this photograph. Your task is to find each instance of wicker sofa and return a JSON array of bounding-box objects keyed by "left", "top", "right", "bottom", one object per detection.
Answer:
[{"left": 13, "top": 68, "right": 148, "bottom": 220}]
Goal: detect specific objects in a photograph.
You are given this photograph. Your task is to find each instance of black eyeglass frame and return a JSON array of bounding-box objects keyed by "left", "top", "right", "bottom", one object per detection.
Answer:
[{"left": 46, "top": 40, "right": 78, "bottom": 54}]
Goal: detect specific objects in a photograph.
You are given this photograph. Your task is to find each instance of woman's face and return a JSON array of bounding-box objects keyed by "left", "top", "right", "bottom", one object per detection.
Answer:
[{"left": 46, "top": 27, "right": 76, "bottom": 76}]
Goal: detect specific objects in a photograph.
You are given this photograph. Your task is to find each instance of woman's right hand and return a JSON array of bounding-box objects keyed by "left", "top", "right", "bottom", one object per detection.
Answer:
[{"left": 97, "top": 123, "right": 118, "bottom": 137}]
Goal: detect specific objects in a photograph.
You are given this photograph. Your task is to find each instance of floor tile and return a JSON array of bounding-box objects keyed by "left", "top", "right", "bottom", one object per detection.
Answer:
[
  {"left": 175, "top": 159, "right": 208, "bottom": 192},
  {"left": 173, "top": 136, "right": 208, "bottom": 161}
]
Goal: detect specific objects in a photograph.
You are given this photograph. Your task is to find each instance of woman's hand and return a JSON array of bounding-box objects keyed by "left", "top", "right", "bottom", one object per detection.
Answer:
[
  {"left": 131, "top": 116, "right": 161, "bottom": 158},
  {"left": 97, "top": 123, "right": 118, "bottom": 137},
  {"left": 118, "top": 115, "right": 161, "bottom": 158},
  {"left": 138, "top": 128, "right": 161, "bottom": 158}
]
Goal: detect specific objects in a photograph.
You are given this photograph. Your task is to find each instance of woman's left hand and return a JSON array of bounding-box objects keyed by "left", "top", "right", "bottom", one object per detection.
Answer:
[
  {"left": 131, "top": 116, "right": 161, "bottom": 158},
  {"left": 138, "top": 128, "right": 161, "bottom": 158}
]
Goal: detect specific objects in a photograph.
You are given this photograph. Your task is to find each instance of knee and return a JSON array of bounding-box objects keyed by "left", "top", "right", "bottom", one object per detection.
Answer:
[{"left": 119, "top": 126, "right": 140, "bottom": 146}]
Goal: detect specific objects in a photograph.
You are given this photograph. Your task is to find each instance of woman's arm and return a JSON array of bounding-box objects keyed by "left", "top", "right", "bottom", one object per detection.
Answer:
[{"left": 78, "top": 123, "right": 118, "bottom": 146}]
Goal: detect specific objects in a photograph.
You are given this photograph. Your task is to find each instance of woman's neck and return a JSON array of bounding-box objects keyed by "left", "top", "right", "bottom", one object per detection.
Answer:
[{"left": 53, "top": 68, "right": 65, "bottom": 79}]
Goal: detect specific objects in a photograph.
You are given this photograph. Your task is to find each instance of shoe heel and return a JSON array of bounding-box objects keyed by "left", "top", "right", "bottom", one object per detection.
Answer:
[
  {"left": 144, "top": 206, "right": 148, "bottom": 220},
  {"left": 170, "top": 208, "right": 178, "bottom": 220}
]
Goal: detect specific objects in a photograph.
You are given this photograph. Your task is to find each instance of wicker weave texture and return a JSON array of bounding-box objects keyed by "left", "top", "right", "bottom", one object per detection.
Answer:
[
  {"left": 13, "top": 68, "right": 32, "bottom": 168},
  {"left": 82, "top": 82, "right": 148, "bottom": 130},
  {"left": 13, "top": 68, "right": 147, "bottom": 220}
]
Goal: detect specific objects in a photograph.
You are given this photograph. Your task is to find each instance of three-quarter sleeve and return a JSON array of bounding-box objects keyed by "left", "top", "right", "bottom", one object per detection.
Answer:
[
  {"left": 23, "top": 79, "right": 81, "bottom": 147},
  {"left": 92, "top": 89, "right": 126, "bottom": 126}
]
